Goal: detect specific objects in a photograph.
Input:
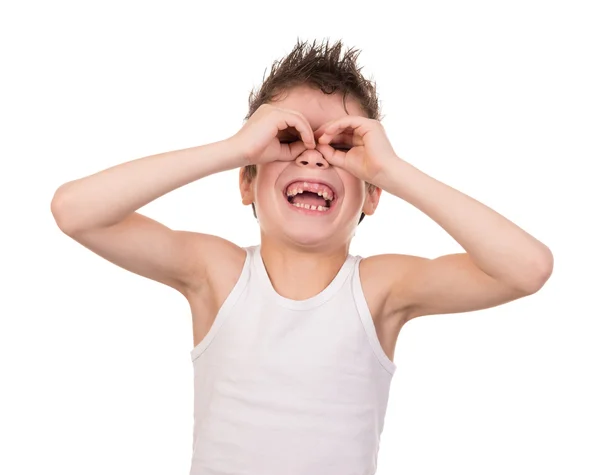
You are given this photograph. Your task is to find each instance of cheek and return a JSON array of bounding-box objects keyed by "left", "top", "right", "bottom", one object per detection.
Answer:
[
  {"left": 339, "top": 173, "right": 366, "bottom": 207},
  {"left": 254, "top": 164, "right": 284, "bottom": 204},
  {"left": 256, "top": 163, "right": 285, "bottom": 183}
]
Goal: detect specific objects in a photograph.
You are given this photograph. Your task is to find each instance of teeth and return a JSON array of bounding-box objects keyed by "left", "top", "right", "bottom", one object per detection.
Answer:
[
  {"left": 316, "top": 190, "right": 333, "bottom": 201},
  {"left": 287, "top": 188, "right": 305, "bottom": 196},
  {"left": 287, "top": 189, "right": 333, "bottom": 200},
  {"left": 292, "top": 203, "right": 329, "bottom": 211},
  {"left": 285, "top": 183, "right": 335, "bottom": 201}
]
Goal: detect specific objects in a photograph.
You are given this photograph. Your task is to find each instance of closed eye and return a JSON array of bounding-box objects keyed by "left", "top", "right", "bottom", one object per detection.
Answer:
[
  {"left": 332, "top": 144, "right": 351, "bottom": 151},
  {"left": 279, "top": 139, "right": 350, "bottom": 151}
]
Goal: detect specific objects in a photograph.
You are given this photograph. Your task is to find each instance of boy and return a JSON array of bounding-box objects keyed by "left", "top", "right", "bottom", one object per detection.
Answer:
[{"left": 51, "top": 39, "right": 553, "bottom": 474}]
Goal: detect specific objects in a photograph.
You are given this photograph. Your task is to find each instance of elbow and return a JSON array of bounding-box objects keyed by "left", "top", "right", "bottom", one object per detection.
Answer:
[
  {"left": 51, "top": 184, "right": 78, "bottom": 235},
  {"left": 523, "top": 246, "right": 554, "bottom": 294}
]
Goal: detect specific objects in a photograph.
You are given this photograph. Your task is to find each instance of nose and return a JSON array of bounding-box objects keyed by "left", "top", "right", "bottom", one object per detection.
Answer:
[{"left": 294, "top": 149, "right": 330, "bottom": 169}]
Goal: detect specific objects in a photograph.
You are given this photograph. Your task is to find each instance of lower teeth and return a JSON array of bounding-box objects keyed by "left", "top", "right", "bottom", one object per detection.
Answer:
[{"left": 292, "top": 203, "right": 328, "bottom": 211}]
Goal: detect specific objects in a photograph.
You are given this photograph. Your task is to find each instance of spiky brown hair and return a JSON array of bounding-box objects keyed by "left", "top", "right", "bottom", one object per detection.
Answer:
[{"left": 243, "top": 38, "right": 382, "bottom": 224}]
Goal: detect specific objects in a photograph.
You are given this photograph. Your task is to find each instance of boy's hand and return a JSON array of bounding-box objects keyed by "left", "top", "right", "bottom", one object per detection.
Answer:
[
  {"left": 230, "top": 104, "right": 316, "bottom": 166},
  {"left": 314, "top": 116, "right": 398, "bottom": 185}
]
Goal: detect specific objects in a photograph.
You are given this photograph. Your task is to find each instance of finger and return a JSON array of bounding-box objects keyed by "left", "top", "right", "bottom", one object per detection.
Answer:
[
  {"left": 289, "top": 110, "right": 316, "bottom": 146},
  {"left": 276, "top": 140, "right": 306, "bottom": 162},
  {"left": 288, "top": 140, "right": 308, "bottom": 160},
  {"left": 278, "top": 110, "right": 315, "bottom": 150},
  {"left": 318, "top": 116, "right": 369, "bottom": 144},
  {"left": 322, "top": 132, "right": 358, "bottom": 149},
  {"left": 316, "top": 143, "right": 345, "bottom": 168},
  {"left": 313, "top": 119, "right": 337, "bottom": 141},
  {"left": 325, "top": 115, "right": 369, "bottom": 133},
  {"left": 319, "top": 131, "right": 361, "bottom": 148}
]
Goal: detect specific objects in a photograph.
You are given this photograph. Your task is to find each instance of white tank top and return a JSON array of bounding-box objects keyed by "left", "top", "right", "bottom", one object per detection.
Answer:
[{"left": 189, "top": 245, "right": 396, "bottom": 475}]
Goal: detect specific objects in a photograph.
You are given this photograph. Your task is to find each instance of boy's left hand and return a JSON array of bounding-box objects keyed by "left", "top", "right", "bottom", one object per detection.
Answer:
[{"left": 314, "top": 116, "right": 399, "bottom": 185}]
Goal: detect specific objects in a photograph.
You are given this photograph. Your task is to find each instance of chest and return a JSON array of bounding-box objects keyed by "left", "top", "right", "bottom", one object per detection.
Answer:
[{"left": 187, "top": 258, "right": 406, "bottom": 365}]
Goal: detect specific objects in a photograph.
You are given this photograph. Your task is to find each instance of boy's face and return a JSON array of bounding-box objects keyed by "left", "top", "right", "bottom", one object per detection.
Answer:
[{"left": 240, "top": 85, "right": 381, "bottom": 249}]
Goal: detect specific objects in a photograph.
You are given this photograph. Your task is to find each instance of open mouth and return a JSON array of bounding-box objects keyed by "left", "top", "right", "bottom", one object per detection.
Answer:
[{"left": 283, "top": 180, "right": 337, "bottom": 213}]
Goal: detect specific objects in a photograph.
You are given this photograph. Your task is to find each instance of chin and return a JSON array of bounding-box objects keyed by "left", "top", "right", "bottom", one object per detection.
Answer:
[{"left": 282, "top": 227, "right": 336, "bottom": 248}]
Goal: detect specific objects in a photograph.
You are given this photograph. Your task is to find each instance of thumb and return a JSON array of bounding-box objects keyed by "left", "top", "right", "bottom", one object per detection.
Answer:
[
  {"left": 281, "top": 141, "right": 308, "bottom": 161},
  {"left": 316, "top": 144, "right": 345, "bottom": 168}
]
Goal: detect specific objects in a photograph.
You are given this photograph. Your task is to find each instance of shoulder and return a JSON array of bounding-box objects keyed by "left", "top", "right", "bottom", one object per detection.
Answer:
[
  {"left": 361, "top": 252, "right": 536, "bottom": 322},
  {"left": 181, "top": 232, "right": 248, "bottom": 296}
]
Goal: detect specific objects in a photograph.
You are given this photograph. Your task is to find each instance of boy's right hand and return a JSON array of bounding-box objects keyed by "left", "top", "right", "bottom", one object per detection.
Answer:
[{"left": 230, "top": 104, "right": 316, "bottom": 166}]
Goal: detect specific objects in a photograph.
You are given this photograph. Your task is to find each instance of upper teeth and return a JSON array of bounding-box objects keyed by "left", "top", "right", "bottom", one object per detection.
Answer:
[{"left": 287, "top": 188, "right": 333, "bottom": 201}]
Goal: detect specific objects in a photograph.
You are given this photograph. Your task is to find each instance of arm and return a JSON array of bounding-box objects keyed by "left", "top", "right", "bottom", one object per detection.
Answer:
[
  {"left": 377, "top": 159, "right": 554, "bottom": 321},
  {"left": 314, "top": 115, "right": 553, "bottom": 322},
  {"left": 50, "top": 139, "right": 245, "bottom": 295},
  {"left": 51, "top": 104, "right": 317, "bottom": 297}
]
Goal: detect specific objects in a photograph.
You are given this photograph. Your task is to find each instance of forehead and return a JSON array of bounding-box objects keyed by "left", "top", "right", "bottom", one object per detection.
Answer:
[{"left": 271, "top": 85, "right": 367, "bottom": 130}]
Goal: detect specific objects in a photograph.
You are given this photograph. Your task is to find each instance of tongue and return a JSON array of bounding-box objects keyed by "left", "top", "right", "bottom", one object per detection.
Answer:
[{"left": 292, "top": 192, "right": 327, "bottom": 207}]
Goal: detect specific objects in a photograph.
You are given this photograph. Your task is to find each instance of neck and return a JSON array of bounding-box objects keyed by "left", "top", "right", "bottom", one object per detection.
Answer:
[{"left": 259, "top": 234, "right": 350, "bottom": 300}]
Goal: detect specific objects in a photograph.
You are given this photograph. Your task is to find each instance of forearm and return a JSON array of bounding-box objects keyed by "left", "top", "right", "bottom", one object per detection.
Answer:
[
  {"left": 51, "top": 138, "right": 244, "bottom": 233},
  {"left": 377, "top": 158, "right": 553, "bottom": 290}
]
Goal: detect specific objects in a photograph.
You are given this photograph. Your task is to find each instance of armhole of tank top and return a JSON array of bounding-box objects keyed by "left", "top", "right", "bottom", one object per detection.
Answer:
[
  {"left": 190, "top": 246, "right": 252, "bottom": 362},
  {"left": 351, "top": 256, "right": 397, "bottom": 376}
]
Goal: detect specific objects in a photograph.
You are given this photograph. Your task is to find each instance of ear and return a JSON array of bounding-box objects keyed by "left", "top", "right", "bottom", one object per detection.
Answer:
[
  {"left": 239, "top": 167, "right": 255, "bottom": 206},
  {"left": 362, "top": 185, "right": 382, "bottom": 216}
]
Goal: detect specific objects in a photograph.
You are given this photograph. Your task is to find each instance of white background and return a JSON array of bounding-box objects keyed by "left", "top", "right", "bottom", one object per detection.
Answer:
[{"left": 2, "top": 1, "right": 598, "bottom": 474}]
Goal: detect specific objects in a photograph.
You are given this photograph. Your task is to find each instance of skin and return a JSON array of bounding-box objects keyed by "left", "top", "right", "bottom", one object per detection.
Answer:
[
  {"left": 233, "top": 84, "right": 553, "bottom": 363},
  {"left": 192, "top": 86, "right": 404, "bottom": 361},
  {"left": 240, "top": 87, "right": 380, "bottom": 295},
  {"left": 235, "top": 86, "right": 402, "bottom": 360},
  {"left": 53, "top": 84, "right": 553, "bottom": 365}
]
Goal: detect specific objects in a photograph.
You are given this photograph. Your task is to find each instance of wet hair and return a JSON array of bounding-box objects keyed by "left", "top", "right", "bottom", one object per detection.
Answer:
[{"left": 242, "top": 38, "right": 382, "bottom": 225}]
